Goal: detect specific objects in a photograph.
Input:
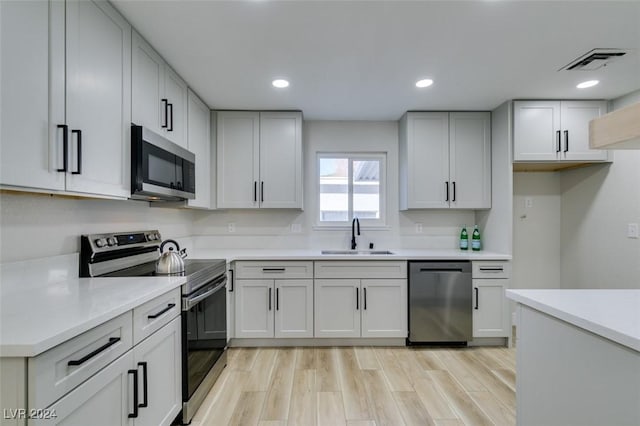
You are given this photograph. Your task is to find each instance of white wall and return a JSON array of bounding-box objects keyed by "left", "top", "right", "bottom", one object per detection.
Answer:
[
  {"left": 559, "top": 90, "right": 640, "bottom": 289},
  {"left": 0, "top": 192, "right": 194, "bottom": 263},
  {"left": 192, "top": 120, "right": 477, "bottom": 250},
  {"left": 512, "top": 172, "right": 562, "bottom": 289}
]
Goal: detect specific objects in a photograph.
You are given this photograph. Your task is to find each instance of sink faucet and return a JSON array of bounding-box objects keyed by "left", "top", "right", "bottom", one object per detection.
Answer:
[{"left": 351, "top": 217, "right": 360, "bottom": 250}]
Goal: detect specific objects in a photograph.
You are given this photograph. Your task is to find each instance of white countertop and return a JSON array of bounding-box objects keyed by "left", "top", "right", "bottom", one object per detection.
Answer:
[
  {"left": 190, "top": 248, "right": 511, "bottom": 261},
  {"left": 507, "top": 289, "right": 640, "bottom": 352},
  {"left": 0, "top": 254, "right": 186, "bottom": 357}
]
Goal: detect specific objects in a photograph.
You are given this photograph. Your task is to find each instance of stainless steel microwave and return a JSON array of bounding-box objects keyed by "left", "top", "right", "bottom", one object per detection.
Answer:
[{"left": 131, "top": 125, "right": 195, "bottom": 201}]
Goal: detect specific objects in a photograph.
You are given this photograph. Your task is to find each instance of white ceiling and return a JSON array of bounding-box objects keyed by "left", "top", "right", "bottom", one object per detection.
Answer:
[{"left": 112, "top": 0, "right": 640, "bottom": 120}]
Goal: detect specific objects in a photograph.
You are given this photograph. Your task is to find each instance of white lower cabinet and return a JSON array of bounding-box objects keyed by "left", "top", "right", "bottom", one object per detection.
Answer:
[
  {"left": 472, "top": 261, "right": 511, "bottom": 340},
  {"left": 235, "top": 279, "right": 313, "bottom": 338},
  {"left": 32, "top": 352, "right": 133, "bottom": 426},
  {"left": 314, "top": 278, "right": 407, "bottom": 338},
  {"left": 132, "top": 316, "right": 181, "bottom": 426}
]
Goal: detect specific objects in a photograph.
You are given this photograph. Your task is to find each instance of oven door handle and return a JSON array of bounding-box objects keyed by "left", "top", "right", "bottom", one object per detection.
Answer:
[{"left": 183, "top": 279, "right": 226, "bottom": 311}]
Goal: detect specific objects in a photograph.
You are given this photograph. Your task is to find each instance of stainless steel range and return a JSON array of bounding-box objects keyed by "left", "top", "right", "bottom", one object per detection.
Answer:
[{"left": 80, "top": 230, "right": 227, "bottom": 425}]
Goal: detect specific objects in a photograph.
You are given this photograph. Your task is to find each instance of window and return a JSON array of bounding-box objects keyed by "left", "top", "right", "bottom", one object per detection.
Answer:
[{"left": 318, "top": 153, "right": 386, "bottom": 226}]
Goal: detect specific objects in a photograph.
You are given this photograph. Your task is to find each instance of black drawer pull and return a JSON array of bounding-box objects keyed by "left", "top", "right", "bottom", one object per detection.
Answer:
[
  {"left": 57, "top": 124, "right": 68, "bottom": 172},
  {"left": 474, "top": 287, "right": 479, "bottom": 310},
  {"left": 68, "top": 337, "right": 120, "bottom": 366},
  {"left": 128, "top": 369, "right": 139, "bottom": 418},
  {"left": 161, "top": 99, "right": 168, "bottom": 128},
  {"left": 138, "top": 362, "right": 148, "bottom": 408},
  {"left": 71, "top": 129, "right": 82, "bottom": 175},
  {"left": 262, "top": 268, "right": 286, "bottom": 272},
  {"left": 168, "top": 103, "right": 174, "bottom": 132},
  {"left": 229, "top": 269, "right": 234, "bottom": 292},
  {"left": 147, "top": 303, "right": 175, "bottom": 319},
  {"left": 479, "top": 267, "right": 504, "bottom": 272}
]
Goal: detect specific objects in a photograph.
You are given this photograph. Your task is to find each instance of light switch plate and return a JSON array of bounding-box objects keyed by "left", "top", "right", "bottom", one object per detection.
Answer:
[
  {"left": 415, "top": 223, "right": 423, "bottom": 233},
  {"left": 291, "top": 223, "right": 302, "bottom": 233},
  {"left": 627, "top": 223, "right": 639, "bottom": 239},
  {"left": 525, "top": 197, "right": 533, "bottom": 208},
  {"left": 228, "top": 223, "right": 236, "bottom": 233}
]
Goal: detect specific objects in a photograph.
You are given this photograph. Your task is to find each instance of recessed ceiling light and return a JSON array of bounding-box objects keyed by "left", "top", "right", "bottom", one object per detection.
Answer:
[
  {"left": 272, "top": 79, "right": 289, "bottom": 88},
  {"left": 416, "top": 79, "right": 434, "bottom": 88},
  {"left": 576, "top": 80, "right": 599, "bottom": 89}
]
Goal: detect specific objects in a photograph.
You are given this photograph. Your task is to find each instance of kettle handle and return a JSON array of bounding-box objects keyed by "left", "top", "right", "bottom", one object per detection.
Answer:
[{"left": 160, "top": 239, "right": 180, "bottom": 254}]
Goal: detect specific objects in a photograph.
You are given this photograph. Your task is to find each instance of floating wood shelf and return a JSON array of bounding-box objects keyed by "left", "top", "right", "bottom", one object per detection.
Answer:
[{"left": 589, "top": 102, "right": 640, "bottom": 149}]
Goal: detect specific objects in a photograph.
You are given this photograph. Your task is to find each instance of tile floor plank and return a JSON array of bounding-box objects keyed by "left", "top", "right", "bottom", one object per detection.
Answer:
[
  {"left": 413, "top": 374, "right": 459, "bottom": 421},
  {"left": 296, "top": 347, "right": 317, "bottom": 370},
  {"left": 374, "top": 348, "right": 413, "bottom": 392},
  {"left": 338, "top": 348, "right": 374, "bottom": 420},
  {"left": 435, "top": 350, "right": 487, "bottom": 392},
  {"left": 245, "top": 348, "right": 278, "bottom": 391},
  {"left": 317, "top": 347, "right": 341, "bottom": 392},
  {"left": 428, "top": 370, "right": 494, "bottom": 426},
  {"left": 231, "top": 347, "right": 259, "bottom": 371},
  {"left": 288, "top": 369, "right": 317, "bottom": 426},
  {"left": 361, "top": 369, "right": 406, "bottom": 426},
  {"left": 354, "top": 346, "right": 382, "bottom": 370},
  {"left": 468, "top": 390, "right": 516, "bottom": 426},
  {"left": 229, "top": 391, "right": 267, "bottom": 426},
  {"left": 393, "top": 391, "right": 436, "bottom": 426},
  {"left": 317, "top": 391, "right": 347, "bottom": 426},
  {"left": 261, "top": 348, "right": 297, "bottom": 421},
  {"left": 200, "top": 370, "right": 249, "bottom": 425},
  {"left": 491, "top": 368, "right": 516, "bottom": 392}
]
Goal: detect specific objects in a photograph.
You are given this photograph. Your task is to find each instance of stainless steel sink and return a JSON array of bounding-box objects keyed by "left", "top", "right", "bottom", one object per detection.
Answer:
[{"left": 321, "top": 250, "right": 394, "bottom": 255}]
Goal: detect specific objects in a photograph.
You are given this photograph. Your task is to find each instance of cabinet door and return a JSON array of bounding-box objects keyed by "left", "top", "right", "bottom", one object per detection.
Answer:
[
  {"left": 216, "top": 111, "right": 260, "bottom": 208},
  {"left": 314, "top": 279, "right": 360, "bottom": 338},
  {"left": 187, "top": 90, "right": 212, "bottom": 209},
  {"left": 513, "top": 101, "right": 561, "bottom": 161},
  {"left": 64, "top": 0, "right": 131, "bottom": 198},
  {"left": 0, "top": 0, "right": 65, "bottom": 191},
  {"left": 405, "top": 112, "right": 450, "bottom": 208},
  {"left": 561, "top": 101, "right": 608, "bottom": 161},
  {"left": 259, "top": 112, "right": 303, "bottom": 209},
  {"left": 235, "top": 279, "right": 274, "bottom": 338},
  {"left": 275, "top": 279, "right": 313, "bottom": 338},
  {"left": 361, "top": 279, "right": 407, "bottom": 338},
  {"left": 449, "top": 112, "right": 491, "bottom": 209},
  {"left": 132, "top": 30, "right": 164, "bottom": 135},
  {"left": 163, "top": 66, "right": 188, "bottom": 148},
  {"left": 472, "top": 280, "right": 509, "bottom": 338},
  {"left": 134, "top": 317, "right": 181, "bottom": 426},
  {"left": 32, "top": 351, "right": 133, "bottom": 426}
]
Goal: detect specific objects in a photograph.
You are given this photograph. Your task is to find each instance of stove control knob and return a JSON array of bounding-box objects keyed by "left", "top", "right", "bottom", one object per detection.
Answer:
[
  {"left": 147, "top": 233, "right": 156, "bottom": 241},
  {"left": 154, "top": 232, "right": 161, "bottom": 240},
  {"left": 107, "top": 237, "right": 117, "bottom": 246},
  {"left": 95, "top": 238, "right": 107, "bottom": 248}
]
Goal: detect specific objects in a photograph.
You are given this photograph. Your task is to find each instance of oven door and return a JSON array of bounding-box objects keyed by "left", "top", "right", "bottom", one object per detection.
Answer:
[{"left": 181, "top": 275, "right": 227, "bottom": 405}]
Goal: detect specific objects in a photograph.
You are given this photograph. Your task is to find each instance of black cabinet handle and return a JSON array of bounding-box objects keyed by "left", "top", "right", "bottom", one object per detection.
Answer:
[
  {"left": 445, "top": 181, "right": 449, "bottom": 201},
  {"left": 452, "top": 182, "right": 456, "bottom": 202},
  {"left": 254, "top": 181, "right": 257, "bottom": 202},
  {"left": 474, "top": 287, "right": 479, "bottom": 310},
  {"left": 564, "top": 130, "right": 569, "bottom": 153},
  {"left": 168, "top": 103, "right": 174, "bottom": 132},
  {"left": 268, "top": 287, "right": 272, "bottom": 311},
  {"left": 356, "top": 287, "right": 359, "bottom": 310},
  {"left": 364, "top": 287, "right": 367, "bottom": 310},
  {"left": 71, "top": 129, "right": 82, "bottom": 175},
  {"left": 276, "top": 288, "right": 279, "bottom": 311},
  {"left": 556, "top": 130, "right": 561, "bottom": 153},
  {"left": 161, "top": 99, "right": 168, "bottom": 128},
  {"left": 138, "top": 362, "right": 148, "bottom": 408},
  {"left": 68, "top": 337, "right": 120, "bottom": 366},
  {"left": 229, "top": 269, "right": 234, "bottom": 292},
  {"left": 128, "top": 369, "right": 139, "bottom": 418},
  {"left": 57, "top": 124, "right": 68, "bottom": 172},
  {"left": 262, "top": 268, "right": 285, "bottom": 272},
  {"left": 147, "top": 303, "right": 175, "bottom": 319},
  {"left": 261, "top": 181, "right": 264, "bottom": 202}
]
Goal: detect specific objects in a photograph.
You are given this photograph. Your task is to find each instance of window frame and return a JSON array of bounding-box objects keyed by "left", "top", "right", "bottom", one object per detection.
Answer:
[{"left": 316, "top": 152, "right": 387, "bottom": 228}]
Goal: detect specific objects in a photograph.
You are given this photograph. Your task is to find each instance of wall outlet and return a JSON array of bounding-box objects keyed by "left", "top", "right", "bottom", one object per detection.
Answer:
[
  {"left": 415, "top": 223, "right": 423, "bottom": 233},
  {"left": 227, "top": 222, "right": 236, "bottom": 233},
  {"left": 525, "top": 197, "right": 533, "bottom": 209},
  {"left": 627, "top": 223, "right": 639, "bottom": 239},
  {"left": 291, "top": 223, "right": 302, "bottom": 233}
]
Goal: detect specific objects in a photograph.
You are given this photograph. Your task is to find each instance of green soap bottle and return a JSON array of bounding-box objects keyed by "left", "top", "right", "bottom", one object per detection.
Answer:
[
  {"left": 459, "top": 226, "right": 469, "bottom": 250},
  {"left": 472, "top": 225, "right": 481, "bottom": 251}
]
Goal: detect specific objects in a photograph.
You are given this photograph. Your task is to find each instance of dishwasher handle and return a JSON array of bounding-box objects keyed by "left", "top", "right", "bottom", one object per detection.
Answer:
[{"left": 419, "top": 268, "right": 464, "bottom": 272}]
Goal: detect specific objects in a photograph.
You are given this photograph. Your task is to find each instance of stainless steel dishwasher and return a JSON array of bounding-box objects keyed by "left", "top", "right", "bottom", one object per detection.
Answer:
[{"left": 408, "top": 261, "right": 472, "bottom": 344}]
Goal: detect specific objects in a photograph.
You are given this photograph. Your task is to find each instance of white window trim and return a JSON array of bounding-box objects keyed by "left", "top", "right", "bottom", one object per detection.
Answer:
[{"left": 316, "top": 152, "right": 387, "bottom": 228}]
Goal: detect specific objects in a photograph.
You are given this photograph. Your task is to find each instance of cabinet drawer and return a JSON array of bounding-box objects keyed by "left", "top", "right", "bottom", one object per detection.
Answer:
[
  {"left": 314, "top": 261, "right": 407, "bottom": 279},
  {"left": 28, "top": 311, "right": 133, "bottom": 410},
  {"left": 235, "top": 261, "right": 313, "bottom": 279},
  {"left": 133, "top": 288, "right": 181, "bottom": 345},
  {"left": 472, "top": 261, "right": 511, "bottom": 279}
]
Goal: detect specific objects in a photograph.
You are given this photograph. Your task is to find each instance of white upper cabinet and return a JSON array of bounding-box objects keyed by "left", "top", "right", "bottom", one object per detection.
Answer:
[
  {"left": 1, "top": 0, "right": 131, "bottom": 199},
  {"left": 513, "top": 100, "right": 609, "bottom": 162},
  {"left": 132, "top": 30, "right": 188, "bottom": 148},
  {"left": 186, "top": 90, "right": 212, "bottom": 209},
  {"left": 399, "top": 112, "right": 491, "bottom": 210},
  {"left": 217, "top": 111, "right": 303, "bottom": 209},
  {"left": 0, "top": 0, "right": 65, "bottom": 191}
]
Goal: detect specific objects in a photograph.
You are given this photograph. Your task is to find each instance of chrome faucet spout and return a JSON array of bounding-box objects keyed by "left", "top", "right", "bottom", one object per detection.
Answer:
[{"left": 351, "top": 217, "right": 360, "bottom": 250}]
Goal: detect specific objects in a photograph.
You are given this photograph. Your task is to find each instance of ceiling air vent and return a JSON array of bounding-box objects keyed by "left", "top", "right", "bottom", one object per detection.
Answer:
[{"left": 560, "top": 48, "right": 630, "bottom": 71}]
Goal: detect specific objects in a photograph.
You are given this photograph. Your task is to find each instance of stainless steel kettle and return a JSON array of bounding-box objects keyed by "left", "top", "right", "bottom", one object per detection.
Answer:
[{"left": 155, "top": 239, "right": 187, "bottom": 275}]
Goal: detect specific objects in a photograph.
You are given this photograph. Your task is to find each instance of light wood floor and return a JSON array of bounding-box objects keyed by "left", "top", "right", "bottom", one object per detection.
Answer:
[{"left": 190, "top": 346, "right": 516, "bottom": 426}]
